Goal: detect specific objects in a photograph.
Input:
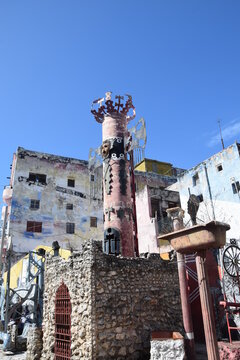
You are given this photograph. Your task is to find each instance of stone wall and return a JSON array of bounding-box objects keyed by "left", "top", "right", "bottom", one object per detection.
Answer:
[
  {"left": 41, "top": 240, "right": 183, "bottom": 360},
  {"left": 41, "top": 241, "right": 95, "bottom": 359}
]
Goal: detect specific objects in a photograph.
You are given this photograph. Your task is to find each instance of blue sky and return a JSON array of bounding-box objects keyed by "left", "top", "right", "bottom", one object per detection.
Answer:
[{"left": 0, "top": 1, "right": 240, "bottom": 205}]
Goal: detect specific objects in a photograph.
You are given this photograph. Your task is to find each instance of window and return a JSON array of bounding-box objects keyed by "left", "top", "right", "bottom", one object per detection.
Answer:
[
  {"left": 66, "top": 203, "right": 73, "bottom": 210},
  {"left": 90, "top": 217, "right": 97, "bottom": 228},
  {"left": 197, "top": 194, "right": 203, "bottom": 202},
  {"left": 151, "top": 198, "right": 160, "bottom": 219},
  {"left": 192, "top": 173, "right": 199, "bottom": 186},
  {"left": 28, "top": 173, "right": 47, "bottom": 185},
  {"left": 67, "top": 179, "right": 75, "bottom": 187},
  {"left": 26, "top": 221, "right": 42, "bottom": 233},
  {"left": 168, "top": 202, "right": 176, "bottom": 209},
  {"left": 217, "top": 164, "right": 223, "bottom": 172},
  {"left": 91, "top": 174, "right": 95, "bottom": 182},
  {"left": 232, "top": 181, "right": 240, "bottom": 194},
  {"left": 66, "top": 222, "right": 75, "bottom": 234},
  {"left": 30, "top": 200, "right": 40, "bottom": 210}
]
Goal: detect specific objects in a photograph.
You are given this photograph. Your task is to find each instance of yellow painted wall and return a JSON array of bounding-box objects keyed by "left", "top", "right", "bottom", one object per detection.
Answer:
[
  {"left": 4, "top": 245, "right": 71, "bottom": 289},
  {"left": 135, "top": 159, "right": 173, "bottom": 176},
  {"left": 135, "top": 160, "right": 146, "bottom": 172}
]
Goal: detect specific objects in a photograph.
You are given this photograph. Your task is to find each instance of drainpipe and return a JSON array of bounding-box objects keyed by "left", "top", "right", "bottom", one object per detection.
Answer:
[
  {"left": 203, "top": 164, "right": 216, "bottom": 220},
  {"left": 0, "top": 206, "right": 8, "bottom": 281},
  {"left": 167, "top": 207, "right": 196, "bottom": 360}
]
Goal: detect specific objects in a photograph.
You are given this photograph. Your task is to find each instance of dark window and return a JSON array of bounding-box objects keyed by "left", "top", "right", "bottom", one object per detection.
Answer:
[
  {"left": 90, "top": 217, "right": 97, "bottom": 228},
  {"left": 66, "top": 222, "right": 75, "bottom": 234},
  {"left": 67, "top": 179, "right": 75, "bottom": 187},
  {"left": 26, "top": 221, "right": 42, "bottom": 233},
  {"left": 192, "top": 173, "right": 199, "bottom": 186},
  {"left": 168, "top": 202, "right": 176, "bottom": 209},
  {"left": 151, "top": 198, "right": 160, "bottom": 219},
  {"left": 28, "top": 173, "right": 47, "bottom": 185},
  {"left": 217, "top": 164, "right": 223, "bottom": 172},
  {"left": 30, "top": 200, "right": 40, "bottom": 210},
  {"left": 91, "top": 174, "right": 95, "bottom": 182},
  {"left": 197, "top": 194, "right": 204, "bottom": 202},
  {"left": 232, "top": 181, "right": 240, "bottom": 194},
  {"left": 66, "top": 203, "right": 73, "bottom": 210}
]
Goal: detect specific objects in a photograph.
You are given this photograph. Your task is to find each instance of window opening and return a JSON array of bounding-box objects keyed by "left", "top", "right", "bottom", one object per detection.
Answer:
[
  {"left": 232, "top": 181, "right": 240, "bottom": 194},
  {"left": 151, "top": 198, "right": 160, "bottom": 219},
  {"left": 168, "top": 202, "right": 176, "bottom": 209},
  {"left": 26, "top": 221, "right": 42, "bottom": 233},
  {"left": 30, "top": 200, "right": 40, "bottom": 210},
  {"left": 67, "top": 179, "right": 75, "bottom": 187},
  {"left": 90, "top": 217, "right": 97, "bottom": 228},
  {"left": 66, "top": 203, "right": 73, "bottom": 210},
  {"left": 28, "top": 173, "right": 47, "bottom": 185},
  {"left": 66, "top": 222, "right": 75, "bottom": 234},
  {"left": 91, "top": 174, "right": 95, "bottom": 181},
  {"left": 217, "top": 164, "right": 223, "bottom": 172},
  {"left": 54, "top": 283, "right": 71, "bottom": 360},
  {"left": 192, "top": 173, "right": 199, "bottom": 186}
]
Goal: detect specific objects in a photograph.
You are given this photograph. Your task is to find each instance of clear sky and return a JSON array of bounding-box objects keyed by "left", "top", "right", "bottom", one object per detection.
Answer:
[{"left": 0, "top": 1, "right": 240, "bottom": 206}]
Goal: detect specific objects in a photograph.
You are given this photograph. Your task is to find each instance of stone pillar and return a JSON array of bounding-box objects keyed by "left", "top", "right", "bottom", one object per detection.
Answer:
[
  {"left": 26, "top": 326, "right": 43, "bottom": 360},
  {"left": 91, "top": 93, "right": 136, "bottom": 257}
]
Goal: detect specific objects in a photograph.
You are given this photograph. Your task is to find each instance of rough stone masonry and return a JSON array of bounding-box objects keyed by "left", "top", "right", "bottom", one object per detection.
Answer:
[{"left": 40, "top": 240, "right": 183, "bottom": 359}]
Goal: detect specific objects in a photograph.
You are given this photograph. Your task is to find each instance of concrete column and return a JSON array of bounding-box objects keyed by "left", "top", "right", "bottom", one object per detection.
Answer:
[
  {"left": 195, "top": 250, "right": 220, "bottom": 360},
  {"left": 167, "top": 207, "right": 196, "bottom": 360}
]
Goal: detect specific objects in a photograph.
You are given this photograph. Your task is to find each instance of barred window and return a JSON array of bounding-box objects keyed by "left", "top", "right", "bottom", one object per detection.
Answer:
[
  {"left": 26, "top": 221, "right": 42, "bottom": 233},
  {"left": 30, "top": 200, "right": 40, "bottom": 210},
  {"left": 90, "top": 217, "right": 97, "bottom": 228},
  {"left": 66, "top": 222, "right": 75, "bottom": 234},
  {"left": 67, "top": 179, "right": 75, "bottom": 187},
  {"left": 66, "top": 203, "right": 73, "bottom": 210}
]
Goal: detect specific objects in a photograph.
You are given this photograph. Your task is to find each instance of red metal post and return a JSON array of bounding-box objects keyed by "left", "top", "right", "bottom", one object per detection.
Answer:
[
  {"left": 167, "top": 207, "right": 196, "bottom": 360},
  {"left": 195, "top": 250, "right": 220, "bottom": 360}
]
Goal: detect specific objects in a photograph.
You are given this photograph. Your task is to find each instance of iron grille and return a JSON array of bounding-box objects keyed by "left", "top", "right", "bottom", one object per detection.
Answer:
[{"left": 55, "top": 283, "right": 71, "bottom": 360}]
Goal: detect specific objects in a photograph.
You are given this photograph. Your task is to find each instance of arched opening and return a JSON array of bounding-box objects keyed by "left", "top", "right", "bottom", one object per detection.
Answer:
[{"left": 54, "top": 282, "right": 71, "bottom": 359}]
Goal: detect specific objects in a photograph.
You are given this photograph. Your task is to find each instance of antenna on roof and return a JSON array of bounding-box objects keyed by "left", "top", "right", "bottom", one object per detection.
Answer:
[{"left": 217, "top": 119, "right": 225, "bottom": 150}]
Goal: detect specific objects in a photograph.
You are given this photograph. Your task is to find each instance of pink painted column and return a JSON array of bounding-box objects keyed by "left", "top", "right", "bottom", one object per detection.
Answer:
[{"left": 91, "top": 93, "right": 136, "bottom": 257}]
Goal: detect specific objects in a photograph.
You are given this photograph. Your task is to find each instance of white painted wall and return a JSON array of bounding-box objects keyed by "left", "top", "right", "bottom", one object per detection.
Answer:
[{"left": 173, "top": 143, "right": 240, "bottom": 241}]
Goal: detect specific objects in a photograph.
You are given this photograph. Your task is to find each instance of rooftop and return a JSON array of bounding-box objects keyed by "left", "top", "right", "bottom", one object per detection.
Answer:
[{"left": 17, "top": 147, "right": 88, "bottom": 166}]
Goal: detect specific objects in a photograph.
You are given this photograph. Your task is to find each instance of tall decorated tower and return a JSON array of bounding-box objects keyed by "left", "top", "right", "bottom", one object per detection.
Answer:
[{"left": 91, "top": 92, "right": 136, "bottom": 257}]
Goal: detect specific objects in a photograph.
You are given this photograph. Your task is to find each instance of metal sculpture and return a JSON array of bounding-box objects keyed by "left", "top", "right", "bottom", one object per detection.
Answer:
[
  {"left": 91, "top": 92, "right": 144, "bottom": 257},
  {"left": 222, "top": 239, "right": 240, "bottom": 278},
  {"left": 220, "top": 239, "right": 240, "bottom": 343}
]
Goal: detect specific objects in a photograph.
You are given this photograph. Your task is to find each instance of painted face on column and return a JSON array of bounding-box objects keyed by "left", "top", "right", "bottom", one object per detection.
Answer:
[{"left": 101, "top": 141, "right": 110, "bottom": 159}]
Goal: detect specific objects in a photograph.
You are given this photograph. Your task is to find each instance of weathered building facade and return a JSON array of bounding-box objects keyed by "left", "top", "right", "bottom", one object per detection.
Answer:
[
  {"left": 134, "top": 158, "right": 184, "bottom": 254},
  {"left": 2, "top": 147, "right": 103, "bottom": 258},
  {"left": 2, "top": 148, "right": 183, "bottom": 261},
  {"left": 171, "top": 142, "right": 240, "bottom": 241},
  {"left": 168, "top": 142, "right": 240, "bottom": 342}
]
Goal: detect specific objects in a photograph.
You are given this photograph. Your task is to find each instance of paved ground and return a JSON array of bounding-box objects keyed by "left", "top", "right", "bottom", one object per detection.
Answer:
[{"left": 0, "top": 348, "right": 26, "bottom": 359}]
